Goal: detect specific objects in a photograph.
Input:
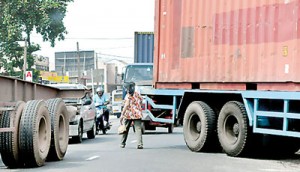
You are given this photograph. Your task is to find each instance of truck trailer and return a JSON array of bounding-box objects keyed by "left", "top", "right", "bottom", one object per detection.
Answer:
[
  {"left": 0, "top": 76, "right": 92, "bottom": 168},
  {"left": 141, "top": 0, "right": 300, "bottom": 157}
]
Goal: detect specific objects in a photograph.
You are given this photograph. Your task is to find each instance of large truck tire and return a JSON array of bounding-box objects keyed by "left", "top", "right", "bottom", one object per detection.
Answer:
[
  {"left": 0, "top": 101, "right": 25, "bottom": 168},
  {"left": 19, "top": 100, "right": 51, "bottom": 167},
  {"left": 46, "top": 98, "right": 69, "bottom": 161},
  {"left": 183, "top": 101, "right": 217, "bottom": 152},
  {"left": 217, "top": 101, "right": 250, "bottom": 157}
]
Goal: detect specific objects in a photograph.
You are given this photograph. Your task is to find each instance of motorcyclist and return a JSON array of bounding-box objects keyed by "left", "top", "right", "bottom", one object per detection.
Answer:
[{"left": 93, "top": 87, "right": 110, "bottom": 131}]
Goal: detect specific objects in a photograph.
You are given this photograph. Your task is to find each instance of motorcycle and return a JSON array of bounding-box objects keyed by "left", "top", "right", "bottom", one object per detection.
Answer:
[{"left": 95, "top": 103, "right": 111, "bottom": 134}]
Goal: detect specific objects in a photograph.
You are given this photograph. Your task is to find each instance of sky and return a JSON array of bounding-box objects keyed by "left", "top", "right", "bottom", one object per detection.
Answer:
[{"left": 32, "top": 0, "right": 155, "bottom": 70}]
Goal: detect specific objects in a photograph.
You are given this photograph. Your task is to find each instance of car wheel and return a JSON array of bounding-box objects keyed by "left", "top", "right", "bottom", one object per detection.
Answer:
[
  {"left": 87, "top": 119, "right": 96, "bottom": 139},
  {"left": 72, "top": 121, "right": 83, "bottom": 143}
]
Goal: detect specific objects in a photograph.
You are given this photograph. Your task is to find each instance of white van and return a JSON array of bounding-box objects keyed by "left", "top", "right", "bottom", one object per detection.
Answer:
[{"left": 111, "top": 89, "right": 123, "bottom": 118}]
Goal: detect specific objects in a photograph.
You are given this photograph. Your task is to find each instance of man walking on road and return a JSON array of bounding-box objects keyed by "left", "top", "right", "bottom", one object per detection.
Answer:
[{"left": 120, "top": 82, "right": 143, "bottom": 149}]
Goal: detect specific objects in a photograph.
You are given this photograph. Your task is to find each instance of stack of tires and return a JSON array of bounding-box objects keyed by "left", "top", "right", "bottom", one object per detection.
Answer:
[{"left": 0, "top": 98, "right": 69, "bottom": 168}]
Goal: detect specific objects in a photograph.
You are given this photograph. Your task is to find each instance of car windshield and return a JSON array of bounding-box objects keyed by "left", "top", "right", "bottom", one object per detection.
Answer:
[{"left": 124, "top": 65, "right": 153, "bottom": 83}]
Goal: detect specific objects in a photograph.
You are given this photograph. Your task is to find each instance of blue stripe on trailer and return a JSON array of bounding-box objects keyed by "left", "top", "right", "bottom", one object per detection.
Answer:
[
  {"left": 143, "top": 95, "right": 178, "bottom": 123},
  {"left": 142, "top": 90, "right": 181, "bottom": 123},
  {"left": 241, "top": 90, "right": 300, "bottom": 138},
  {"left": 143, "top": 110, "right": 173, "bottom": 123},
  {"left": 254, "top": 128, "right": 300, "bottom": 138},
  {"left": 242, "top": 90, "right": 300, "bottom": 99},
  {"left": 144, "top": 96, "right": 173, "bottom": 109}
]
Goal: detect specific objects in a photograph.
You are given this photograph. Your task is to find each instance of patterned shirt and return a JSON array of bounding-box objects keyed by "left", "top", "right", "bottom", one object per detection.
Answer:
[{"left": 122, "top": 92, "right": 143, "bottom": 119}]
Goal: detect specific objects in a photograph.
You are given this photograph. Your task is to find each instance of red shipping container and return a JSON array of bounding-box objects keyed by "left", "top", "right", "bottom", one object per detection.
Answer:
[{"left": 154, "top": 0, "right": 300, "bottom": 91}]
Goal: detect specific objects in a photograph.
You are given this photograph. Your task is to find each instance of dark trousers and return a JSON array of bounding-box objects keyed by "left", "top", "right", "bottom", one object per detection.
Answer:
[
  {"left": 96, "top": 109, "right": 110, "bottom": 129},
  {"left": 103, "top": 109, "right": 109, "bottom": 122}
]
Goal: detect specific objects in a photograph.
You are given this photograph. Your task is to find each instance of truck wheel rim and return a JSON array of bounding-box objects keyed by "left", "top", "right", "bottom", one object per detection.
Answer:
[
  {"left": 58, "top": 115, "right": 66, "bottom": 147},
  {"left": 38, "top": 116, "right": 49, "bottom": 153},
  {"left": 190, "top": 113, "right": 201, "bottom": 140},
  {"left": 233, "top": 123, "right": 239, "bottom": 136},
  {"left": 196, "top": 121, "right": 202, "bottom": 132},
  {"left": 224, "top": 115, "right": 239, "bottom": 144}
]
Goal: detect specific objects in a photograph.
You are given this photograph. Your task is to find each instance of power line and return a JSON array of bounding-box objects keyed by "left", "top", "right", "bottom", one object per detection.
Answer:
[
  {"left": 97, "top": 46, "right": 133, "bottom": 50},
  {"left": 96, "top": 52, "right": 133, "bottom": 59},
  {"left": 81, "top": 46, "right": 133, "bottom": 51}
]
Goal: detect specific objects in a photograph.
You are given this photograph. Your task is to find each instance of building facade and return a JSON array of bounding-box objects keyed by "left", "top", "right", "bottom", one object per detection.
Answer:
[
  {"left": 55, "top": 50, "right": 95, "bottom": 83},
  {"left": 34, "top": 55, "right": 49, "bottom": 71}
]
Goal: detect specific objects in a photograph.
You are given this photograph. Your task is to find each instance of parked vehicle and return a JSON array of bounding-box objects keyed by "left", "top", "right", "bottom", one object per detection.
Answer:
[
  {"left": 48, "top": 84, "right": 96, "bottom": 143},
  {"left": 111, "top": 89, "right": 123, "bottom": 118},
  {"left": 141, "top": 0, "right": 300, "bottom": 157}
]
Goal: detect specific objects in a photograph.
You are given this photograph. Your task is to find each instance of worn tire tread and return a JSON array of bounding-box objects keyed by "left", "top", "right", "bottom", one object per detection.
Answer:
[
  {"left": 19, "top": 100, "right": 51, "bottom": 167},
  {"left": 183, "top": 101, "right": 218, "bottom": 152},
  {"left": 0, "top": 101, "right": 25, "bottom": 168},
  {"left": 46, "top": 98, "right": 69, "bottom": 161},
  {"left": 217, "top": 101, "right": 250, "bottom": 157}
]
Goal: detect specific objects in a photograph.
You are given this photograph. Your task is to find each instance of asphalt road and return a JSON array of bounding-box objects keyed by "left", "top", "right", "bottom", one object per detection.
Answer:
[{"left": 1, "top": 116, "right": 300, "bottom": 172}]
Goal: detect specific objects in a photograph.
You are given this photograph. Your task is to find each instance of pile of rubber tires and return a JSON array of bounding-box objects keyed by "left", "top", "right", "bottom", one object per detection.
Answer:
[{"left": 0, "top": 98, "right": 69, "bottom": 168}]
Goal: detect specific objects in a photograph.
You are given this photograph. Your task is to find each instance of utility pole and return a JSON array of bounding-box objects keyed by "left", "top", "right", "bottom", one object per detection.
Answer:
[
  {"left": 77, "top": 42, "right": 81, "bottom": 84},
  {"left": 23, "top": 39, "right": 27, "bottom": 80},
  {"left": 96, "top": 53, "right": 99, "bottom": 86}
]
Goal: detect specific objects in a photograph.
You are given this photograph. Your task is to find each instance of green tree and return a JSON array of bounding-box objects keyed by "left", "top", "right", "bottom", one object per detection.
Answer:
[{"left": 0, "top": 0, "right": 73, "bottom": 81}]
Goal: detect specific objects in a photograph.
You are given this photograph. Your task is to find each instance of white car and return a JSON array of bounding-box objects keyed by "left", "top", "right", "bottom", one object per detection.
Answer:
[{"left": 48, "top": 84, "right": 96, "bottom": 143}]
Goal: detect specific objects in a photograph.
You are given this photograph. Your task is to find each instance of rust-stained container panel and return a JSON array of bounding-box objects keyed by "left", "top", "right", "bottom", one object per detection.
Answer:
[{"left": 154, "top": 0, "right": 300, "bottom": 90}]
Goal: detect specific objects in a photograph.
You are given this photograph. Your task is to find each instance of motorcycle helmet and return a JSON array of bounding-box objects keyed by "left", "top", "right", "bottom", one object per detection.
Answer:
[
  {"left": 123, "top": 82, "right": 135, "bottom": 95},
  {"left": 96, "top": 87, "right": 104, "bottom": 95}
]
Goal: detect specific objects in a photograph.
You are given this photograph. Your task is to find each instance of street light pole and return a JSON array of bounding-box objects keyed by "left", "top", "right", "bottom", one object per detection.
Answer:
[{"left": 23, "top": 39, "right": 27, "bottom": 80}]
